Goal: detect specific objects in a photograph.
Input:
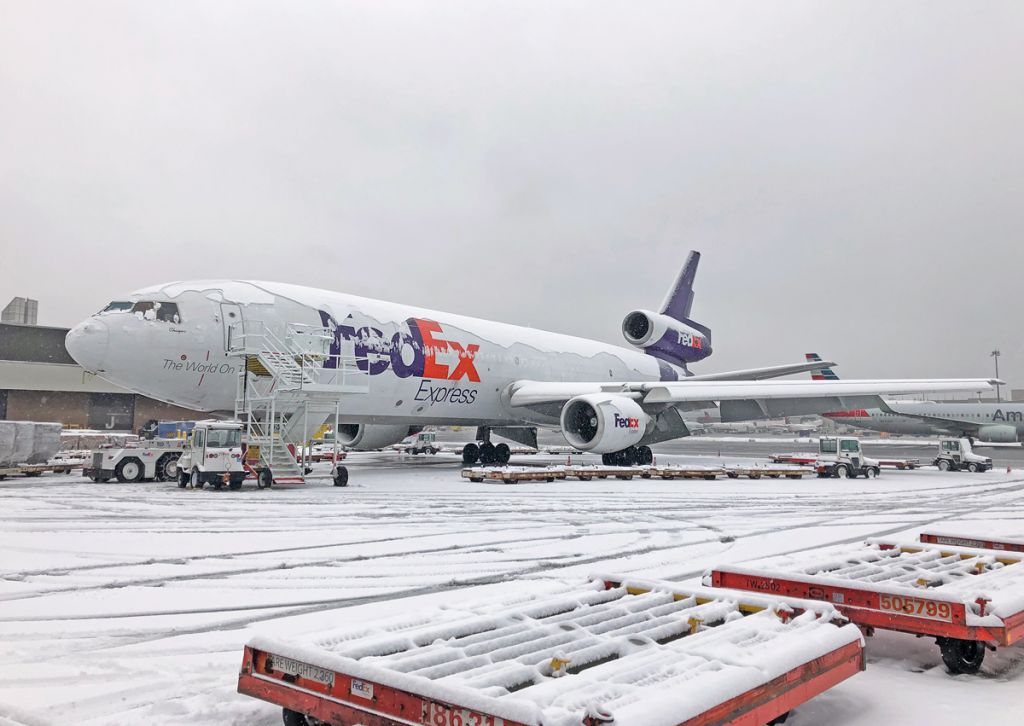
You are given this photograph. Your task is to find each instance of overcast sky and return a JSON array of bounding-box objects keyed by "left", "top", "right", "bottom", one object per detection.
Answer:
[{"left": 1, "top": 1, "right": 1021, "bottom": 386}]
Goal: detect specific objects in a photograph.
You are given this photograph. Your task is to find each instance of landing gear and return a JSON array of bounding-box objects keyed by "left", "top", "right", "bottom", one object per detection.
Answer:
[
  {"left": 257, "top": 469, "right": 274, "bottom": 489},
  {"left": 333, "top": 466, "right": 349, "bottom": 487},
  {"left": 478, "top": 441, "right": 496, "bottom": 465},
  {"left": 601, "top": 445, "right": 652, "bottom": 467},
  {"left": 493, "top": 443, "right": 511, "bottom": 465},
  {"left": 938, "top": 637, "right": 986, "bottom": 674}
]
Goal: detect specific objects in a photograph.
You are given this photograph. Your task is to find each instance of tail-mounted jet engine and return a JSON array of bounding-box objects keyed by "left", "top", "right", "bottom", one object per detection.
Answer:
[
  {"left": 560, "top": 394, "right": 648, "bottom": 453},
  {"left": 336, "top": 424, "right": 413, "bottom": 450},
  {"left": 622, "top": 309, "right": 712, "bottom": 367}
]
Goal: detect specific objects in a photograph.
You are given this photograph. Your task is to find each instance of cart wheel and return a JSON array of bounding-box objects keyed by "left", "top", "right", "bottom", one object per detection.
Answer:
[
  {"left": 115, "top": 458, "right": 144, "bottom": 483},
  {"left": 938, "top": 637, "right": 985, "bottom": 674},
  {"left": 727, "top": 472, "right": 738, "bottom": 478},
  {"left": 937, "top": 459, "right": 950, "bottom": 472},
  {"left": 333, "top": 466, "right": 349, "bottom": 487},
  {"left": 767, "top": 712, "right": 790, "bottom": 725},
  {"left": 258, "top": 469, "right": 273, "bottom": 489},
  {"left": 462, "top": 442, "right": 480, "bottom": 465},
  {"left": 282, "top": 708, "right": 310, "bottom": 726},
  {"left": 503, "top": 478, "right": 515, "bottom": 484},
  {"left": 545, "top": 477, "right": 554, "bottom": 482},
  {"left": 494, "top": 443, "right": 511, "bottom": 465},
  {"left": 470, "top": 477, "right": 483, "bottom": 483}
]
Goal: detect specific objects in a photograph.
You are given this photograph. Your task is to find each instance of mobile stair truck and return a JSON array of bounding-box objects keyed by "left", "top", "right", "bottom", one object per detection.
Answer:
[
  {"left": 226, "top": 319, "right": 367, "bottom": 488},
  {"left": 934, "top": 438, "right": 993, "bottom": 473}
]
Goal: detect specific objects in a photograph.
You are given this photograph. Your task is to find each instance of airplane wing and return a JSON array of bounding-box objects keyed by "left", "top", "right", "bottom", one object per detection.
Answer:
[
  {"left": 685, "top": 360, "right": 839, "bottom": 381},
  {"left": 507, "top": 376, "right": 995, "bottom": 411}
]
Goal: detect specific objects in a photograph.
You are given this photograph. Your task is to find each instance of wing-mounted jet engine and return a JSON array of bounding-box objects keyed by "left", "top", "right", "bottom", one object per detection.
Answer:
[{"left": 621, "top": 251, "right": 712, "bottom": 374}]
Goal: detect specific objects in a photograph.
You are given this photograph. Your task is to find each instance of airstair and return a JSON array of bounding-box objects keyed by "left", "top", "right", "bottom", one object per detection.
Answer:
[{"left": 227, "top": 321, "right": 367, "bottom": 486}]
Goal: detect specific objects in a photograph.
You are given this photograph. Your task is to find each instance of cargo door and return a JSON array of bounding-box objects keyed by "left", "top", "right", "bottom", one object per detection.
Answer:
[{"left": 221, "top": 303, "right": 244, "bottom": 352}]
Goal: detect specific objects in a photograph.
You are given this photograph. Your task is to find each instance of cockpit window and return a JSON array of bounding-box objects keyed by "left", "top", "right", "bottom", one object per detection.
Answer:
[
  {"left": 99, "top": 301, "right": 133, "bottom": 314},
  {"left": 130, "top": 301, "right": 181, "bottom": 323}
]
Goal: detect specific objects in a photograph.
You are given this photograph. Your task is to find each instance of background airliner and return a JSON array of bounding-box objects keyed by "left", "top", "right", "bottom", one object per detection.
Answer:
[
  {"left": 807, "top": 354, "right": 1023, "bottom": 443},
  {"left": 64, "top": 253, "right": 997, "bottom": 467}
]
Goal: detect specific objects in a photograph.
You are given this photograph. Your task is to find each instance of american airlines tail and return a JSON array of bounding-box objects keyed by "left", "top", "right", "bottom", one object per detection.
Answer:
[{"left": 806, "top": 353, "right": 840, "bottom": 381}]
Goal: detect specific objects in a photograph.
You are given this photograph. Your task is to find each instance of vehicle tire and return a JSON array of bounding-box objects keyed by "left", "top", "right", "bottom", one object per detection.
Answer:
[
  {"left": 546, "top": 477, "right": 554, "bottom": 482},
  {"left": 228, "top": 474, "right": 245, "bottom": 490},
  {"left": 503, "top": 478, "right": 515, "bottom": 484},
  {"left": 190, "top": 468, "right": 204, "bottom": 489},
  {"left": 462, "top": 443, "right": 480, "bottom": 465},
  {"left": 115, "top": 458, "right": 144, "bottom": 483},
  {"left": 938, "top": 637, "right": 985, "bottom": 674},
  {"left": 333, "top": 466, "right": 349, "bottom": 487},
  {"left": 258, "top": 469, "right": 273, "bottom": 489},
  {"left": 470, "top": 477, "right": 483, "bottom": 483},
  {"left": 865, "top": 467, "right": 879, "bottom": 479},
  {"left": 478, "top": 441, "right": 496, "bottom": 465},
  {"left": 177, "top": 471, "right": 188, "bottom": 488},
  {"left": 767, "top": 712, "right": 790, "bottom": 725},
  {"left": 637, "top": 445, "right": 653, "bottom": 466},
  {"left": 967, "top": 462, "right": 979, "bottom": 473},
  {"left": 834, "top": 465, "right": 850, "bottom": 479},
  {"left": 156, "top": 454, "right": 180, "bottom": 482},
  {"left": 282, "top": 708, "right": 310, "bottom": 726},
  {"left": 494, "top": 443, "right": 511, "bottom": 465},
  {"left": 938, "top": 459, "right": 950, "bottom": 472}
]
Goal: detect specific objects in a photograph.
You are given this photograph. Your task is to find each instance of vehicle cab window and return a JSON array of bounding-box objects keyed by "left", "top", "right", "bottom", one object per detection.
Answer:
[
  {"left": 840, "top": 440, "right": 860, "bottom": 453},
  {"left": 193, "top": 428, "right": 205, "bottom": 451},
  {"left": 207, "top": 428, "right": 241, "bottom": 448},
  {"left": 820, "top": 440, "right": 837, "bottom": 454}
]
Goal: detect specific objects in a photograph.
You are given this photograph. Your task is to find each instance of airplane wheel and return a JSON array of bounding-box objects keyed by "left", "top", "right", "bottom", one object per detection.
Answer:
[
  {"left": 115, "top": 458, "right": 144, "bottom": 483},
  {"left": 478, "top": 442, "right": 496, "bottom": 465},
  {"left": 494, "top": 443, "right": 511, "bottom": 465},
  {"left": 462, "top": 443, "right": 480, "bottom": 465},
  {"left": 637, "top": 445, "right": 653, "bottom": 466},
  {"left": 333, "top": 466, "right": 349, "bottom": 487},
  {"left": 601, "top": 453, "right": 613, "bottom": 466},
  {"left": 257, "top": 469, "right": 273, "bottom": 489}
]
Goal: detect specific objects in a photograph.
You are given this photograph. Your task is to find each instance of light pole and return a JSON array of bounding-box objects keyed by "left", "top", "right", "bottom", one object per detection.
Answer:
[{"left": 991, "top": 349, "right": 1001, "bottom": 403}]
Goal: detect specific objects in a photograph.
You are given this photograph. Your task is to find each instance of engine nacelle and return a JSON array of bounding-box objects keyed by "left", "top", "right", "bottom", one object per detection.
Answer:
[
  {"left": 560, "top": 394, "right": 648, "bottom": 453},
  {"left": 336, "top": 424, "right": 413, "bottom": 450},
  {"left": 978, "top": 424, "right": 1019, "bottom": 443},
  {"left": 621, "top": 309, "right": 711, "bottom": 365}
]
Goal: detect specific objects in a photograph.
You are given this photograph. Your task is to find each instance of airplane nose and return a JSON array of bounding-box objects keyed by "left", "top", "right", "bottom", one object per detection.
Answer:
[{"left": 65, "top": 318, "right": 109, "bottom": 373}]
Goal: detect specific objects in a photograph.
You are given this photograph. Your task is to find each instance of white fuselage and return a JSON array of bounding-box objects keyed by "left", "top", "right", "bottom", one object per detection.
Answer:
[
  {"left": 66, "top": 280, "right": 683, "bottom": 428},
  {"left": 825, "top": 401, "right": 1024, "bottom": 441}
]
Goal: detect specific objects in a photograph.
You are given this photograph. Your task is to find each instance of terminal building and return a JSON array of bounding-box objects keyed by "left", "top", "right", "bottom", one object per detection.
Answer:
[{"left": 0, "top": 301, "right": 203, "bottom": 431}]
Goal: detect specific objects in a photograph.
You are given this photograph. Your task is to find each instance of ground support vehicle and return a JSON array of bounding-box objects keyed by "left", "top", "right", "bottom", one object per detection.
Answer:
[
  {"left": 709, "top": 533, "right": 1024, "bottom": 674},
  {"left": 647, "top": 465, "right": 723, "bottom": 480},
  {"left": 84, "top": 439, "right": 184, "bottom": 483},
  {"left": 404, "top": 431, "right": 440, "bottom": 455},
  {"left": 725, "top": 465, "right": 812, "bottom": 480},
  {"left": 919, "top": 531, "right": 1024, "bottom": 553},
  {"left": 771, "top": 453, "right": 919, "bottom": 470},
  {"left": 462, "top": 466, "right": 566, "bottom": 484},
  {"left": 237, "top": 575, "right": 864, "bottom": 726},
  {"left": 814, "top": 437, "right": 880, "bottom": 479},
  {"left": 175, "top": 420, "right": 247, "bottom": 490},
  {"left": 934, "top": 438, "right": 993, "bottom": 472},
  {"left": 0, "top": 462, "right": 79, "bottom": 480}
]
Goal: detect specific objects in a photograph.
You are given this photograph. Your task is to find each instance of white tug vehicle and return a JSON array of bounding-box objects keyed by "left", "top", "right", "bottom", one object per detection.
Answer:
[
  {"left": 84, "top": 438, "right": 183, "bottom": 483},
  {"left": 175, "top": 420, "right": 248, "bottom": 490},
  {"left": 815, "top": 436, "right": 881, "bottom": 479},
  {"left": 934, "top": 438, "right": 993, "bottom": 473}
]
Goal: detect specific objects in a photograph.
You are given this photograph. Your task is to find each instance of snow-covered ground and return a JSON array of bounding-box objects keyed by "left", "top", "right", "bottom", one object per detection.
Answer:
[{"left": 1, "top": 450, "right": 1023, "bottom": 725}]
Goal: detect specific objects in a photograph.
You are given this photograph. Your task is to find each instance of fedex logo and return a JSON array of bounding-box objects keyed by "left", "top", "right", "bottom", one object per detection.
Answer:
[
  {"left": 614, "top": 413, "right": 641, "bottom": 429},
  {"left": 677, "top": 331, "right": 704, "bottom": 350},
  {"left": 319, "top": 311, "right": 480, "bottom": 382}
]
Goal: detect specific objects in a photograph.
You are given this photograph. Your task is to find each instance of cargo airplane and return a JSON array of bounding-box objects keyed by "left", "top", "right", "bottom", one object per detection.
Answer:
[
  {"left": 65, "top": 253, "right": 998, "bottom": 469},
  {"left": 807, "top": 354, "right": 1022, "bottom": 444}
]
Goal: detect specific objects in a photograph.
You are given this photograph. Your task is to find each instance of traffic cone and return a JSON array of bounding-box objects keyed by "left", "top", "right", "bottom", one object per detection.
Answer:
[{"left": 1008, "top": 465, "right": 1013, "bottom": 474}]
